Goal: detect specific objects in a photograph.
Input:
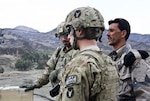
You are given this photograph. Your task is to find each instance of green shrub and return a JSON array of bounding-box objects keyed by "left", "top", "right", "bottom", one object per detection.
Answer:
[
  {"left": 15, "top": 59, "right": 32, "bottom": 71},
  {"left": 15, "top": 51, "right": 53, "bottom": 71}
]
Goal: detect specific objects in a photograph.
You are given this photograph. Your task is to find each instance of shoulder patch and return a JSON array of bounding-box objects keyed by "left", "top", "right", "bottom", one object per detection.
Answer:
[{"left": 66, "top": 75, "right": 77, "bottom": 85}]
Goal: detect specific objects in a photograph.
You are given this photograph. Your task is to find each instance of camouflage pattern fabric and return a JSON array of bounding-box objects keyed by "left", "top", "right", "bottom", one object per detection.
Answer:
[
  {"left": 132, "top": 58, "right": 150, "bottom": 101},
  {"left": 55, "top": 22, "right": 68, "bottom": 38},
  {"left": 57, "top": 49, "right": 119, "bottom": 101},
  {"left": 109, "top": 43, "right": 150, "bottom": 101},
  {"left": 35, "top": 46, "right": 78, "bottom": 87}
]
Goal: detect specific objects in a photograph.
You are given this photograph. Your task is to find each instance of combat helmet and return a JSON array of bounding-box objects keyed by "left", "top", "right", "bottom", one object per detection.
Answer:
[
  {"left": 55, "top": 22, "right": 68, "bottom": 38},
  {"left": 65, "top": 6, "right": 105, "bottom": 40},
  {"left": 65, "top": 6, "right": 105, "bottom": 49}
]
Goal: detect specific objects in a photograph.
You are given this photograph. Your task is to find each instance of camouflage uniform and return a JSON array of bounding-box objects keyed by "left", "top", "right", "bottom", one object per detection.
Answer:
[
  {"left": 35, "top": 46, "right": 78, "bottom": 87},
  {"left": 19, "top": 22, "right": 78, "bottom": 92},
  {"left": 57, "top": 47, "right": 119, "bottom": 101},
  {"left": 56, "top": 6, "right": 119, "bottom": 101},
  {"left": 131, "top": 52, "right": 150, "bottom": 101},
  {"left": 109, "top": 43, "right": 150, "bottom": 101},
  {"left": 34, "top": 21, "right": 79, "bottom": 87}
]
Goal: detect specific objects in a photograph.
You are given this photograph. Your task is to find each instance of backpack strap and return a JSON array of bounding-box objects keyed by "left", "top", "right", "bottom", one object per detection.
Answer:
[{"left": 55, "top": 47, "right": 61, "bottom": 66}]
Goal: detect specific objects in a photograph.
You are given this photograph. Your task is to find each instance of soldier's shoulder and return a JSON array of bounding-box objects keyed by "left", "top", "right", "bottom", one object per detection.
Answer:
[
  {"left": 70, "top": 49, "right": 79, "bottom": 56},
  {"left": 56, "top": 46, "right": 63, "bottom": 51}
]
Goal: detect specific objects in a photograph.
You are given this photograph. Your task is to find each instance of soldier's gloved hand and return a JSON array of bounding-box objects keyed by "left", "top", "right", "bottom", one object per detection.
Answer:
[
  {"left": 124, "top": 51, "right": 136, "bottom": 67},
  {"left": 49, "top": 69, "right": 61, "bottom": 83},
  {"left": 49, "top": 83, "right": 60, "bottom": 97},
  {"left": 138, "top": 50, "right": 149, "bottom": 59},
  {"left": 124, "top": 50, "right": 149, "bottom": 67},
  {"left": 20, "top": 84, "right": 38, "bottom": 92}
]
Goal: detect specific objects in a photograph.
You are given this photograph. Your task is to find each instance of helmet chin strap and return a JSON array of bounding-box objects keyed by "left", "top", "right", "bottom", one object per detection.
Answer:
[
  {"left": 72, "top": 38, "right": 78, "bottom": 50},
  {"left": 71, "top": 28, "right": 78, "bottom": 50}
]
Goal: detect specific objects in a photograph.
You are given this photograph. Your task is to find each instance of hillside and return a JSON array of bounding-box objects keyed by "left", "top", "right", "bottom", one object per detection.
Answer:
[
  {"left": 0, "top": 26, "right": 150, "bottom": 101},
  {"left": 0, "top": 27, "right": 61, "bottom": 55},
  {"left": 0, "top": 26, "right": 150, "bottom": 71},
  {"left": 0, "top": 26, "right": 150, "bottom": 55}
]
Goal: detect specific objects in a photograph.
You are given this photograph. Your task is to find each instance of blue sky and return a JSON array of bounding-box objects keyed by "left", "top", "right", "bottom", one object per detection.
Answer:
[{"left": 0, "top": 0, "right": 150, "bottom": 34}]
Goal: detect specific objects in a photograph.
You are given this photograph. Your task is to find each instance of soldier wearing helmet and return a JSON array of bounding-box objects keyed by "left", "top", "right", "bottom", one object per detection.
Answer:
[
  {"left": 56, "top": 7, "right": 119, "bottom": 101},
  {"left": 20, "top": 22, "right": 78, "bottom": 92}
]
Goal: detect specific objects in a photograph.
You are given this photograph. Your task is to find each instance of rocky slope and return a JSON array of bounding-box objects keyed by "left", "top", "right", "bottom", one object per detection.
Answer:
[{"left": 0, "top": 26, "right": 150, "bottom": 56}]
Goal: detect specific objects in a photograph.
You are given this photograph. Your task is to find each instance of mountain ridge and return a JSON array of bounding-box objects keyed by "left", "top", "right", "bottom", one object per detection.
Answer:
[{"left": 0, "top": 26, "right": 150, "bottom": 55}]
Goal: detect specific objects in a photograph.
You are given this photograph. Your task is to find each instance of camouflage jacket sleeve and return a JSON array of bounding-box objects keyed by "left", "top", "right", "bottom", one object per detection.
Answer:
[
  {"left": 131, "top": 57, "right": 150, "bottom": 101},
  {"left": 35, "top": 47, "right": 61, "bottom": 87}
]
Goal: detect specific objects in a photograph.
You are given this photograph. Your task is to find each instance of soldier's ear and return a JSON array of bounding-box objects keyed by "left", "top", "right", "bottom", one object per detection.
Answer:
[{"left": 77, "top": 29, "right": 85, "bottom": 37}]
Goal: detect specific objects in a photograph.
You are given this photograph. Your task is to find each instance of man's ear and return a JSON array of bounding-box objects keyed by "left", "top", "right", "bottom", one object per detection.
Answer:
[{"left": 121, "top": 30, "right": 127, "bottom": 38}]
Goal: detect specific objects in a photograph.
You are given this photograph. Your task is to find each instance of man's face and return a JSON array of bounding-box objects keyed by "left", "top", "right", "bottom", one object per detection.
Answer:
[
  {"left": 107, "top": 23, "right": 122, "bottom": 46},
  {"left": 60, "top": 35, "right": 70, "bottom": 46}
]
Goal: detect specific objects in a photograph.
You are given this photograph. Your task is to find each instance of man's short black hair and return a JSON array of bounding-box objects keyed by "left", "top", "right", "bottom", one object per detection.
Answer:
[{"left": 108, "top": 18, "right": 131, "bottom": 40}]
